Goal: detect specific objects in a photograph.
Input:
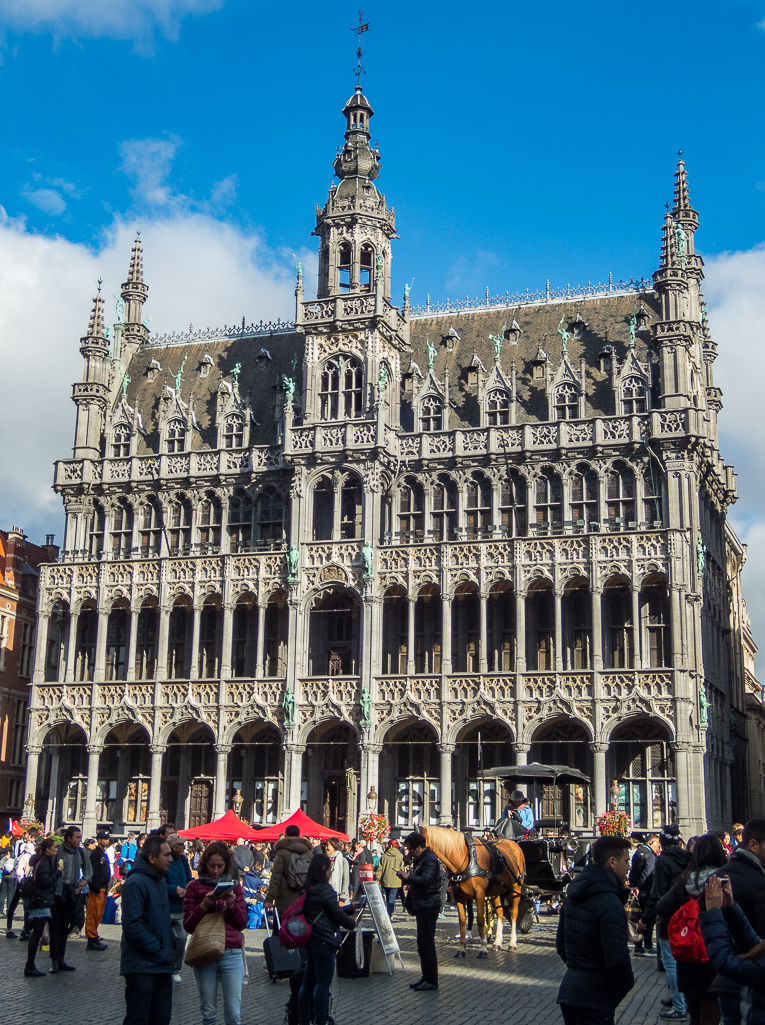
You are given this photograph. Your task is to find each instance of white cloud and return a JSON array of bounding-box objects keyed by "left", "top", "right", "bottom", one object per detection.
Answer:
[
  {"left": 0, "top": 0, "right": 224, "bottom": 53},
  {"left": 20, "top": 185, "right": 67, "bottom": 215},
  {"left": 120, "top": 136, "right": 182, "bottom": 208}
]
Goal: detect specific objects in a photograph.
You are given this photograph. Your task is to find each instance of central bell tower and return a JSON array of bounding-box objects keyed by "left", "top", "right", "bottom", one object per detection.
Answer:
[{"left": 313, "top": 85, "right": 397, "bottom": 300}]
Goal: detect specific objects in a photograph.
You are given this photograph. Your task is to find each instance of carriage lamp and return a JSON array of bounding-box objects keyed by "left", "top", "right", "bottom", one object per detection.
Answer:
[
  {"left": 24, "top": 793, "right": 35, "bottom": 819},
  {"left": 232, "top": 789, "right": 244, "bottom": 815},
  {"left": 367, "top": 786, "right": 378, "bottom": 810},
  {"left": 609, "top": 779, "right": 621, "bottom": 809}
]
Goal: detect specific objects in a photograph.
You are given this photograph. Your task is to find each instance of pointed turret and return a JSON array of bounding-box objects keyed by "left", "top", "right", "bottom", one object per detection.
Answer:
[
  {"left": 86, "top": 286, "right": 106, "bottom": 340},
  {"left": 71, "top": 285, "right": 110, "bottom": 459},
  {"left": 120, "top": 234, "right": 149, "bottom": 350}
]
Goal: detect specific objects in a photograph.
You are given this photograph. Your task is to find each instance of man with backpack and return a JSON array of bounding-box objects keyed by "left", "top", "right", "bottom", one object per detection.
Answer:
[
  {"left": 629, "top": 833, "right": 660, "bottom": 956},
  {"left": 265, "top": 824, "right": 313, "bottom": 916}
]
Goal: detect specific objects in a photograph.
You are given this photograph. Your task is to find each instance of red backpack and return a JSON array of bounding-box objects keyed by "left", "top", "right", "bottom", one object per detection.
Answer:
[
  {"left": 278, "top": 893, "right": 323, "bottom": 950},
  {"left": 667, "top": 897, "right": 709, "bottom": 963}
]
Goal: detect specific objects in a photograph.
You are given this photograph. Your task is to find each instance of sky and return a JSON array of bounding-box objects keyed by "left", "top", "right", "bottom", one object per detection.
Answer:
[{"left": 1, "top": 0, "right": 765, "bottom": 659}]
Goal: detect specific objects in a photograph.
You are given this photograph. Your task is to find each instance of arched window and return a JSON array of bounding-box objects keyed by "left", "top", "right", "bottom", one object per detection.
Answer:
[
  {"left": 228, "top": 492, "right": 253, "bottom": 550},
  {"left": 338, "top": 242, "right": 351, "bottom": 291},
  {"left": 644, "top": 463, "right": 663, "bottom": 526},
  {"left": 168, "top": 498, "right": 192, "bottom": 555},
  {"left": 111, "top": 500, "right": 133, "bottom": 559},
  {"left": 319, "top": 358, "right": 363, "bottom": 420},
  {"left": 360, "top": 244, "right": 374, "bottom": 291},
  {"left": 606, "top": 463, "right": 636, "bottom": 529},
  {"left": 465, "top": 475, "right": 491, "bottom": 539},
  {"left": 534, "top": 470, "right": 562, "bottom": 534},
  {"left": 563, "top": 582, "right": 591, "bottom": 669},
  {"left": 106, "top": 602, "right": 129, "bottom": 681},
  {"left": 135, "top": 603, "right": 157, "bottom": 680},
  {"left": 312, "top": 477, "right": 334, "bottom": 541},
  {"left": 420, "top": 396, "right": 442, "bottom": 433},
  {"left": 609, "top": 720, "right": 675, "bottom": 829},
  {"left": 398, "top": 479, "right": 423, "bottom": 542},
  {"left": 167, "top": 600, "right": 189, "bottom": 678},
  {"left": 526, "top": 585, "right": 554, "bottom": 670},
  {"left": 257, "top": 487, "right": 284, "bottom": 542},
  {"left": 554, "top": 383, "right": 579, "bottom": 421},
  {"left": 604, "top": 582, "right": 633, "bottom": 668},
  {"left": 340, "top": 476, "right": 362, "bottom": 539},
  {"left": 486, "top": 390, "right": 510, "bottom": 426},
  {"left": 166, "top": 419, "right": 186, "bottom": 453},
  {"left": 112, "top": 425, "right": 131, "bottom": 458},
  {"left": 199, "top": 496, "right": 222, "bottom": 550},
  {"left": 499, "top": 473, "right": 527, "bottom": 537},
  {"left": 223, "top": 414, "right": 244, "bottom": 449},
  {"left": 570, "top": 465, "right": 598, "bottom": 532},
  {"left": 138, "top": 500, "right": 161, "bottom": 557},
  {"left": 622, "top": 377, "right": 647, "bottom": 415},
  {"left": 431, "top": 476, "right": 457, "bottom": 542},
  {"left": 643, "top": 582, "right": 671, "bottom": 668},
  {"left": 88, "top": 504, "right": 105, "bottom": 557}
]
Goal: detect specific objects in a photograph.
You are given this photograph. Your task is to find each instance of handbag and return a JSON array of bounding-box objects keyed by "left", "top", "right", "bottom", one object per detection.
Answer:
[
  {"left": 625, "top": 892, "right": 642, "bottom": 945},
  {"left": 184, "top": 911, "right": 226, "bottom": 968}
]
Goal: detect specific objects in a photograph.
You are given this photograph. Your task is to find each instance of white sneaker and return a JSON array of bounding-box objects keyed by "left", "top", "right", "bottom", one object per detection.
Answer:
[{"left": 172, "top": 974, "right": 182, "bottom": 984}]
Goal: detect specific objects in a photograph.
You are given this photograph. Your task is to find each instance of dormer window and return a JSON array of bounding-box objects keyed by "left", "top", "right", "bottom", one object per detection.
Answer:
[
  {"left": 554, "top": 383, "right": 579, "bottom": 421},
  {"left": 420, "top": 397, "right": 443, "bottom": 433},
  {"left": 360, "top": 244, "right": 374, "bottom": 291},
  {"left": 622, "top": 377, "right": 647, "bottom": 415},
  {"left": 533, "top": 364, "right": 544, "bottom": 380},
  {"left": 223, "top": 414, "right": 244, "bottom": 448},
  {"left": 166, "top": 419, "right": 186, "bottom": 453},
  {"left": 338, "top": 243, "right": 351, "bottom": 292},
  {"left": 200, "top": 354, "right": 214, "bottom": 379},
  {"left": 112, "top": 425, "right": 131, "bottom": 458},
  {"left": 486, "top": 391, "right": 510, "bottom": 426},
  {"left": 146, "top": 359, "right": 161, "bottom": 383}
]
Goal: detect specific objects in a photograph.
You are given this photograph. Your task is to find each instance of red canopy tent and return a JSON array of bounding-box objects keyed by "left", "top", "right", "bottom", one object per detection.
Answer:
[
  {"left": 252, "top": 808, "right": 350, "bottom": 843},
  {"left": 177, "top": 810, "right": 263, "bottom": 844}
]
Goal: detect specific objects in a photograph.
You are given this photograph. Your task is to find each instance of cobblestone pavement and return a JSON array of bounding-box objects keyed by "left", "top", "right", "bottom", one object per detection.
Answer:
[{"left": 2, "top": 906, "right": 670, "bottom": 1025}]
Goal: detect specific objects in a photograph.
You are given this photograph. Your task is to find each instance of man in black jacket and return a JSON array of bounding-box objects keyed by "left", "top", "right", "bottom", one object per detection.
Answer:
[
  {"left": 629, "top": 833, "right": 659, "bottom": 955},
  {"left": 399, "top": 832, "right": 442, "bottom": 991},
  {"left": 713, "top": 818, "right": 765, "bottom": 934},
  {"left": 556, "top": 835, "right": 634, "bottom": 1025},
  {"left": 85, "top": 831, "right": 111, "bottom": 952}
]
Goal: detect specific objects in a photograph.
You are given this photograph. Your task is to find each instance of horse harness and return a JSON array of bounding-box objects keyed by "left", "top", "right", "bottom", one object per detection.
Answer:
[{"left": 450, "top": 831, "right": 523, "bottom": 888}]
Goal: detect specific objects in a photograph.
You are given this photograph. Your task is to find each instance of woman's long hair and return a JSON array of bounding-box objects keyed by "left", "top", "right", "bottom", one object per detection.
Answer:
[
  {"left": 198, "top": 841, "right": 233, "bottom": 878},
  {"left": 304, "top": 853, "right": 331, "bottom": 890},
  {"left": 36, "top": 837, "right": 57, "bottom": 857},
  {"left": 677, "top": 833, "right": 727, "bottom": 892}
]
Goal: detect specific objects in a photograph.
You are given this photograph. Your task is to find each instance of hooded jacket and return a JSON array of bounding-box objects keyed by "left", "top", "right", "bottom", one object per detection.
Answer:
[
  {"left": 376, "top": 847, "right": 405, "bottom": 888},
  {"left": 714, "top": 849, "right": 765, "bottom": 936},
  {"left": 266, "top": 836, "right": 313, "bottom": 914},
  {"left": 642, "top": 844, "right": 692, "bottom": 939},
  {"left": 405, "top": 847, "right": 442, "bottom": 912},
  {"left": 165, "top": 852, "right": 192, "bottom": 914},
  {"left": 120, "top": 854, "right": 174, "bottom": 977},
  {"left": 629, "top": 844, "right": 657, "bottom": 894},
  {"left": 556, "top": 861, "right": 634, "bottom": 1012},
  {"left": 701, "top": 904, "right": 765, "bottom": 1025}
]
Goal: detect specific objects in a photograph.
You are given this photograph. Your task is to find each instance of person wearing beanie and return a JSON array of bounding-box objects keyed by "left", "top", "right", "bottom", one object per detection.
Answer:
[
  {"left": 85, "top": 831, "right": 111, "bottom": 951},
  {"left": 164, "top": 835, "right": 192, "bottom": 984}
]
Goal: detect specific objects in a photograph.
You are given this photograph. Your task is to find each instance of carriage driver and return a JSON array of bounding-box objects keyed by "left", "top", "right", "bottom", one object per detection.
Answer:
[{"left": 496, "top": 790, "right": 535, "bottom": 839}]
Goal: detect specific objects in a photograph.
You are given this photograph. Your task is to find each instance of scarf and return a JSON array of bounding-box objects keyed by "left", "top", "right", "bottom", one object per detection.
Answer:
[
  {"left": 685, "top": 866, "right": 719, "bottom": 897},
  {"left": 197, "top": 872, "right": 234, "bottom": 886}
]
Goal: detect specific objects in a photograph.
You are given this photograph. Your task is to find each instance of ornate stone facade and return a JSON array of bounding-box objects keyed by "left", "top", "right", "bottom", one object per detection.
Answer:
[{"left": 25, "top": 86, "right": 753, "bottom": 838}]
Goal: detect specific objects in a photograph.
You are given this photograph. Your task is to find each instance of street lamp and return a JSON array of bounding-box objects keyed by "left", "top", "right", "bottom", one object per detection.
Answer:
[
  {"left": 367, "top": 786, "right": 378, "bottom": 811},
  {"left": 610, "top": 779, "right": 621, "bottom": 810},
  {"left": 23, "top": 793, "right": 35, "bottom": 821},
  {"left": 232, "top": 789, "right": 243, "bottom": 816}
]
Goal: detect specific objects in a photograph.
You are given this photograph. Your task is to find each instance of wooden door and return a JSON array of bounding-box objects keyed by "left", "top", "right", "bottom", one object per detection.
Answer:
[{"left": 189, "top": 781, "right": 212, "bottom": 827}]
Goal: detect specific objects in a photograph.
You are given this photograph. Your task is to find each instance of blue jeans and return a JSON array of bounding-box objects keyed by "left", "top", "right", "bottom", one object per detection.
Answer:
[
  {"left": 298, "top": 938, "right": 336, "bottom": 1025},
  {"left": 658, "top": 938, "right": 688, "bottom": 1015},
  {"left": 193, "top": 947, "right": 245, "bottom": 1025},
  {"left": 384, "top": 886, "right": 401, "bottom": 917}
]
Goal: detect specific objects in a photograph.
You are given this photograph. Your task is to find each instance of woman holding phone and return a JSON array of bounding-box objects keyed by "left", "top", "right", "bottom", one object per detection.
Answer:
[{"left": 183, "top": 842, "right": 248, "bottom": 1025}]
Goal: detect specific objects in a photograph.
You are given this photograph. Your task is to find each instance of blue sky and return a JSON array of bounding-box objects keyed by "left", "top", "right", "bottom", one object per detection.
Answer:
[{"left": 2, "top": 0, "right": 765, "bottom": 657}]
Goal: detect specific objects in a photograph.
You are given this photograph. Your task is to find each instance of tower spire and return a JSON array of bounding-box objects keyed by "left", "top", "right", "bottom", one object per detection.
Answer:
[
  {"left": 120, "top": 232, "right": 149, "bottom": 350},
  {"left": 351, "top": 11, "right": 369, "bottom": 88},
  {"left": 71, "top": 281, "right": 110, "bottom": 459},
  {"left": 87, "top": 279, "right": 106, "bottom": 339},
  {"left": 673, "top": 150, "right": 693, "bottom": 214}
]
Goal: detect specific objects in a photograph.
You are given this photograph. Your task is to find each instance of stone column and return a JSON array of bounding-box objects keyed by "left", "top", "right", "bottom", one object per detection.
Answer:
[
  {"left": 513, "top": 743, "right": 530, "bottom": 766},
  {"left": 406, "top": 597, "right": 416, "bottom": 676},
  {"left": 515, "top": 589, "right": 526, "bottom": 673},
  {"left": 220, "top": 603, "right": 234, "bottom": 678},
  {"left": 155, "top": 606, "right": 170, "bottom": 682},
  {"left": 283, "top": 743, "right": 305, "bottom": 816},
  {"left": 554, "top": 588, "right": 563, "bottom": 672},
  {"left": 441, "top": 593, "right": 452, "bottom": 675},
  {"left": 147, "top": 745, "right": 166, "bottom": 829},
  {"left": 590, "top": 742, "right": 608, "bottom": 818},
  {"left": 189, "top": 604, "right": 202, "bottom": 680},
  {"left": 255, "top": 602, "right": 267, "bottom": 678},
  {"left": 24, "top": 744, "right": 42, "bottom": 820},
  {"left": 591, "top": 587, "right": 603, "bottom": 671},
  {"left": 82, "top": 744, "right": 104, "bottom": 837},
  {"left": 126, "top": 606, "right": 140, "bottom": 682},
  {"left": 64, "top": 611, "right": 80, "bottom": 683},
  {"left": 213, "top": 744, "right": 231, "bottom": 819},
  {"left": 631, "top": 585, "right": 641, "bottom": 670},
  {"left": 93, "top": 609, "right": 109, "bottom": 683},
  {"left": 479, "top": 593, "right": 488, "bottom": 674},
  {"left": 437, "top": 743, "right": 454, "bottom": 824},
  {"left": 32, "top": 611, "right": 50, "bottom": 685}
]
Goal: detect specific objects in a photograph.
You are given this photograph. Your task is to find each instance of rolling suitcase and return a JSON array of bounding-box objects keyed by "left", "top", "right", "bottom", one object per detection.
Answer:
[{"left": 263, "top": 908, "right": 301, "bottom": 982}]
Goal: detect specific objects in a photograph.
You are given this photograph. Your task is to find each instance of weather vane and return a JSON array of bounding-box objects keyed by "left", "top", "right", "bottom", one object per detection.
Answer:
[{"left": 352, "top": 10, "right": 369, "bottom": 87}]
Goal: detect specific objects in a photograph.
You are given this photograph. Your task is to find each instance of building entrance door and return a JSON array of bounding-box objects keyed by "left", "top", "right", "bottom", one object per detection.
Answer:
[
  {"left": 322, "top": 777, "right": 347, "bottom": 832},
  {"left": 189, "top": 780, "right": 212, "bottom": 827}
]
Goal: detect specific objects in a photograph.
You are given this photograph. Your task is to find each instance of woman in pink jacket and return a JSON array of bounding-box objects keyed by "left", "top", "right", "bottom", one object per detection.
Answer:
[{"left": 183, "top": 841, "right": 248, "bottom": 1025}]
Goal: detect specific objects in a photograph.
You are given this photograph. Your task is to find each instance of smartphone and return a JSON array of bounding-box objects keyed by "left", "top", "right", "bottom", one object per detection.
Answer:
[{"left": 211, "top": 881, "right": 235, "bottom": 898}]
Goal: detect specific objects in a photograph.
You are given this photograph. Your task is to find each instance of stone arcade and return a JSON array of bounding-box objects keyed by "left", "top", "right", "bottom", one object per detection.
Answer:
[{"left": 25, "top": 82, "right": 754, "bottom": 839}]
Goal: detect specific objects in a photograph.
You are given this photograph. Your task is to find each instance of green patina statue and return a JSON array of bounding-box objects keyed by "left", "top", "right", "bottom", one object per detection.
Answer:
[
  {"left": 628, "top": 309, "right": 637, "bottom": 349},
  {"left": 122, "top": 372, "right": 131, "bottom": 398},
  {"left": 360, "top": 687, "right": 372, "bottom": 725},
  {"left": 231, "top": 361, "right": 242, "bottom": 384},
  {"left": 489, "top": 322, "right": 507, "bottom": 360},
  {"left": 174, "top": 354, "right": 187, "bottom": 395},
  {"left": 287, "top": 544, "right": 299, "bottom": 580},
  {"left": 282, "top": 375, "right": 296, "bottom": 398},
  {"left": 296, "top": 260, "right": 303, "bottom": 280},
  {"left": 377, "top": 364, "right": 389, "bottom": 391},
  {"left": 699, "top": 685, "right": 709, "bottom": 727},
  {"left": 362, "top": 539, "right": 374, "bottom": 577},
  {"left": 426, "top": 337, "right": 437, "bottom": 370},
  {"left": 557, "top": 316, "right": 571, "bottom": 355},
  {"left": 697, "top": 537, "right": 706, "bottom": 577},
  {"left": 290, "top": 353, "right": 299, "bottom": 376},
  {"left": 283, "top": 688, "right": 296, "bottom": 727},
  {"left": 114, "top": 295, "right": 125, "bottom": 323}
]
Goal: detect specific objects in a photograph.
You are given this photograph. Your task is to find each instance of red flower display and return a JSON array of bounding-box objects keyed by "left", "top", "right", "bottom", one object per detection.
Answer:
[
  {"left": 595, "top": 809, "right": 632, "bottom": 837},
  {"left": 357, "top": 813, "right": 390, "bottom": 844}
]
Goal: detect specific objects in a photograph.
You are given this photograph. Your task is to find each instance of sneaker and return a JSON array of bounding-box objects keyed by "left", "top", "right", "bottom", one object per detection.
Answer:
[
  {"left": 172, "top": 974, "right": 182, "bottom": 984},
  {"left": 6, "top": 930, "right": 16, "bottom": 939},
  {"left": 659, "top": 1012, "right": 688, "bottom": 1021},
  {"left": 19, "top": 931, "right": 30, "bottom": 942},
  {"left": 86, "top": 939, "right": 108, "bottom": 951}
]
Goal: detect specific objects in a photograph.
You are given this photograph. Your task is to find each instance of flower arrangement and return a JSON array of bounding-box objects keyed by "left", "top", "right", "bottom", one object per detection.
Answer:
[
  {"left": 357, "top": 812, "right": 390, "bottom": 844},
  {"left": 595, "top": 809, "right": 632, "bottom": 837}
]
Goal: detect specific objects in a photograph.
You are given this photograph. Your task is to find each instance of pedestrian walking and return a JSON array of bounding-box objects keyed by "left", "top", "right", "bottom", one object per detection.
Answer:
[
  {"left": 23, "top": 837, "right": 61, "bottom": 978},
  {"left": 120, "top": 835, "right": 174, "bottom": 1025},
  {"left": 297, "top": 853, "right": 359, "bottom": 1025},
  {"left": 6, "top": 837, "right": 34, "bottom": 938},
  {"left": 265, "top": 825, "right": 313, "bottom": 916},
  {"left": 183, "top": 841, "right": 248, "bottom": 1025},
  {"left": 165, "top": 834, "right": 192, "bottom": 984},
  {"left": 399, "top": 831, "right": 442, "bottom": 991},
  {"left": 655, "top": 833, "right": 728, "bottom": 1025},
  {"left": 326, "top": 838, "right": 350, "bottom": 902},
  {"left": 556, "top": 835, "right": 635, "bottom": 1025},
  {"left": 85, "top": 831, "right": 111, "bottom": 951},
  {"left": 190, "top": 837, "right": 205, "bottom": 876},
  {"left": 641, "top": 823, "right": 692, "bottom": 1021},
  {"left": 375, "top": 839, "right": 404, "bottom": 918},
  {"left": 49, "top": 825, "right": 91, "bottom": 973},
  {"left": 0, "top": 846, "right": 17, "bottom": 919},
  {"left": 629, "top": 833, "right": 660, "bottom": 955}
]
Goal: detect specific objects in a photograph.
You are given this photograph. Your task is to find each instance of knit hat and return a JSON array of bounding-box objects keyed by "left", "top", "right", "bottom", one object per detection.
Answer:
[{"left": 660, "top": 823, "right": 681, "bottom": 846}]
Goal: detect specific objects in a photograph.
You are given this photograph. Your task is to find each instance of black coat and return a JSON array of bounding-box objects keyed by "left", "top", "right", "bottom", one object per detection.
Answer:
[
  {"left": 120, "top": 854, "right": 174, "bottom": 977},
  {"left": 643, "top": 845, "right": 692, "bottom": 939},
  {"left": 28, "top": 853, "right": 61, "bottom": 905},
  {"left": 90, "top": 847, "right": 111, "bottom": 892},
  {"left": 701, "top": 904, "right": 765, "bottom": 1025},
  {"left": 303, "top": 881, "right": 357, "bottom": 949},
  {"left": 405, "top": 848, "right": 442, "bottom": 912},
  {"left": 556, "top": 862, "right": 634, "bottom": 1012},
  {"left": 714, "top": 850, "right": 765, "bottom": 936},
  {"left": 629, "top": 844, "right": 657, "bottom": 894}
]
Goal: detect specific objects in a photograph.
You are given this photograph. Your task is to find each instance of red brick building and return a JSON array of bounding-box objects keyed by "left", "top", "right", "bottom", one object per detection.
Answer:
[{"left": 0, "top": 528, "right": 58, "bottom": 824}]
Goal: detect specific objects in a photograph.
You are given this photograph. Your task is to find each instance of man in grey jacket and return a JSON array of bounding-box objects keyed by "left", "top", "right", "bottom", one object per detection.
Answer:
[{"left": 50, "top": 826, "right": 92, "bottom": 973}]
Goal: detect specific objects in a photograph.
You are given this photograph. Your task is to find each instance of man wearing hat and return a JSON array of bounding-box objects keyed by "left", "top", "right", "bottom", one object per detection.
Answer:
[
  {"left": 164, "top": 834, "right": 191, "bottom": 984},
  {"left": 85, "top": 831, "right": 111, "bottom": 951}
]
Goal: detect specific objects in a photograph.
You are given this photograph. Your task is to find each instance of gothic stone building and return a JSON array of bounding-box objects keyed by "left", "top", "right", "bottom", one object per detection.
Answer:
[{"left": 26, "top": 84, "right": 752, "bottom": 839}]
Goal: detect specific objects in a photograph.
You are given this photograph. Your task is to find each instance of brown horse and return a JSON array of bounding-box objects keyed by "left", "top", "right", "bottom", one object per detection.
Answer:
[{"left": 422, "top": 825, "right": 525, "bottom": 957}]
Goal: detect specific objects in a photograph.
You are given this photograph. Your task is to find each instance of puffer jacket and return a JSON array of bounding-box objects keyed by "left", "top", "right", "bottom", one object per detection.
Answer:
[
  {"left": 405, "top": 847, "right": 441, "bottom": 912},
  {"left": 643, "top": 845, "right": 692, "bottom": 939},
  {"left": 183, "top": 878, "right": 248, "bottom": 950},
  {"left": 701, "top": 904, "right": 765, "bottom": 1025},
  {"left": 166, "top": 853, "right": 192, "bottom": 914},
  {"left": 376, "top": 847, "right": 405, "bottom": 888},
  {"left": 556, "top": 861, "right": 634, "bottom": 1012},
  {"left": 303, "top": 881, "right": 357, "bottom": 949},
  {"left": 714, "top": 849, "right": 765, "bottom": 936},
  {"left": 28, "top": 853, "right": 61, "bottom": 906},
  {"left": 120, "top": 854, "right": 174, "bottom": 976},
  {"left": 266, "top": 837, "right": 313, "bottom": 914}
]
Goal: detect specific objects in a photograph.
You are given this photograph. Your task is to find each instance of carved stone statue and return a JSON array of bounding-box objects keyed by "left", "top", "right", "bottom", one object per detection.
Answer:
[
  {"left": 360, "top": 687, "right": 372, "bottom": 724},
  {"left": 557, "top": 316, "right": 571, "bottom": 354},
  {"left": 287, "top": 544, "right": 299, "bottom": 580},
  {"left": 283, "top": 687, "right": 296, "bottom": 726},
  {"left": 696, "top": 537, "right": 706, "bottom": 577},
  {"left": 426, "top": 337, "right": 437, "bottom": 370},
  {"left": 698, "top": 685, "right": 709, "bottom": 727},
  {"left": 362, "top": 540, "right": 374, "bottom": 577},
  {"left": 674, "top": 220, "right": 688, "bottom": 268}
]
